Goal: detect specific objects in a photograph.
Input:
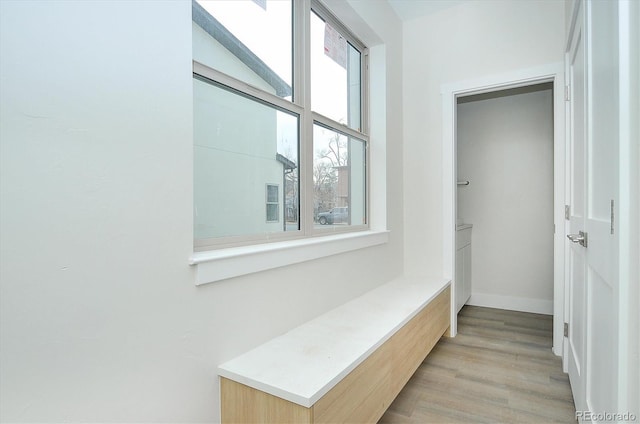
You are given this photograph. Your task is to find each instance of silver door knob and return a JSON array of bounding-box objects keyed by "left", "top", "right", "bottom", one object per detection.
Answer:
[{"left": 567, "top": 231, "right": 588, "bottom": 247}]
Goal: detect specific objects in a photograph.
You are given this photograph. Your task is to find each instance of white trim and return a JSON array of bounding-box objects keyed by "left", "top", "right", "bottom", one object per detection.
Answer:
[
  {"left": 468, "top": 293, "right": 554, "bottom": 315},
  {"left": 367, "top": 45, "right": 387, "bottom": 231},
  {"left": 440, "top": 63, "right": 565, "bottom": 358},
  {"left": 617, "top": 0, "right": 640, "bottom": 415},
  {"left": 190, "top": 230, "right": 389, "bottom": 285},
  {"left": 552, "top": 66, "right": 568, "bottom": 359},
  {"left": 563, "top": 0, "right": 583, "bottom": 369}
]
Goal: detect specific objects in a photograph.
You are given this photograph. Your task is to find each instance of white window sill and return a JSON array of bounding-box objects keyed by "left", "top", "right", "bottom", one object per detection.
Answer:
[{"left": 189, "top": 230, "right": 390, "bottom": 285}]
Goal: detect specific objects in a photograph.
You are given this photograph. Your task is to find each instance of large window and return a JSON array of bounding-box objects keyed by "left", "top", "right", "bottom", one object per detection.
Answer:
[{"left": 193, "top": 0, "right": 368, "bottom": 250}]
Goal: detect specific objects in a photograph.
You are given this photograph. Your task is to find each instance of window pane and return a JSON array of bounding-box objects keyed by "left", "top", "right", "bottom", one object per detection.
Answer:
[
  {"left": 266, "top": 203, "right": 279, "bottom": 222},
  {"left": 193, "top": 0, "right": 292, "bottom": 99},
  {"left": 194, "top": 77, "right": 299, "bottom": 240},
  {"left": 313, "top": 124, "right": 366, "bottom": 228},
  {"left": 266, "top": 184, "right": 279, "bottom": 203},
  {"left": 310, "top": 11, "right": 361, "bottom": 131}
]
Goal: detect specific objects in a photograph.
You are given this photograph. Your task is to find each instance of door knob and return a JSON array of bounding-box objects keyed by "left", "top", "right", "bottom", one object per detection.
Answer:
[{"left": 567, "top": 231, "right": 588, "bottom": 247}]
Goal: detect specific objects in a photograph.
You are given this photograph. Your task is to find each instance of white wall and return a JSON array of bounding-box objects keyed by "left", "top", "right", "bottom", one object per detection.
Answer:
[
  {"left": 0, "top": 1, "right": 403, "bottom": 422},
  {"left": 457, "top": 87, "right": 554, "bottom": 314},
  {"left": 402, "top": 0, "right": 565, "bottom": 278}
]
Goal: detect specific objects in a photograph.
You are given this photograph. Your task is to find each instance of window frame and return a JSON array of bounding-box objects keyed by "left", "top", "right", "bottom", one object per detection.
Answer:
[{"left": 192, "top": 0, "right": 369, "bottom": 251}]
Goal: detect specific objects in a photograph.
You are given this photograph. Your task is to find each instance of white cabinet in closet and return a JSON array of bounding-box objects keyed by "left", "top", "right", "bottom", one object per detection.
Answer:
[{"left": 455, "top": 224, "right": 472, "bottom": 313}]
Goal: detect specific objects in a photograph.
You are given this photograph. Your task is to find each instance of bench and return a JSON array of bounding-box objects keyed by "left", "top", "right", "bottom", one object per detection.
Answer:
[{"left": 218, "top": 277, "right": 451, "bottom": 423}]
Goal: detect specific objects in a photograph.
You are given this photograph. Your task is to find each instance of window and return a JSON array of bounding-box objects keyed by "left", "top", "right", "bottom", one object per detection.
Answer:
[
  {"left": 193, "top": 76, "right": 298, "bottom": 240},
  {"left": 193, "top": 0, "right": 368, "bottom": 250},
  {"left": 310, "top": 10, "right": 361, "bottom": 131},
  {"left": 265, "top": 184, "right": 279, "bottom": 223},
  {"left": 313, "top": 124, "right": 366, "bottom": 227}
]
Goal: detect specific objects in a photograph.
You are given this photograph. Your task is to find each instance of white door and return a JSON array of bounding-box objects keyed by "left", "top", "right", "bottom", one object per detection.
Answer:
[
  {"left": 566, "top": 0, "right": 620, "bottom": 418},
  {"left": 566, "top": 2, "right": 588, "bottom": 412}
]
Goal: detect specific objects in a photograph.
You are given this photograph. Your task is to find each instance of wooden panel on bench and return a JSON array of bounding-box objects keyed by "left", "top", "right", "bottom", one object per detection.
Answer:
[
  {"left": 390, "top": 285, "right": 450, "bottom": 396},
  {"left": 220, "top": 377, "right": 312, "bottom": 424},
  {"left": 313, "top": 339, "right": 392, "bottom": 424}
]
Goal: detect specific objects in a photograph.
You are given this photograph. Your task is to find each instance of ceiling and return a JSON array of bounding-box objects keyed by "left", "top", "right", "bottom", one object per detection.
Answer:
[{"left": 387, "top": 0, "right": 467, "bottom": 21}]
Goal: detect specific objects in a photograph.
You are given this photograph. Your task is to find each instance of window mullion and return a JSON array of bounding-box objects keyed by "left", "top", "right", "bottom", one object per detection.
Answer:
[
  {"left": 312, "top": 112, "right": 369, "bottom": 142},
  {"left": 299, "top": 0, "right": 315, "bottom": 237},
  {"left": 193, "top": 61, "right": 303, "bottom": 116},
  {"left": 362, "top": 50, "right": 370, "bottom": 227},
  {"left": 292, "top": 0, "right": 305, "bottom": 109},
  {"left": 362, "top": 49, "right": 370, "bottom": 137}
]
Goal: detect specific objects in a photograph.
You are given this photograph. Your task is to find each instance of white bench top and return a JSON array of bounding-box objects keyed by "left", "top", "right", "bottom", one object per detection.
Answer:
[{"left": 217, "top": 276, "right": 450, "bottom": 408}]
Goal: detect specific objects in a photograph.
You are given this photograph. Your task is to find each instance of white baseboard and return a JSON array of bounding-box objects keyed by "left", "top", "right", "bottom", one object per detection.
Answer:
[{"left": 467, "top": 292, "right": 553, "bottom": 315}]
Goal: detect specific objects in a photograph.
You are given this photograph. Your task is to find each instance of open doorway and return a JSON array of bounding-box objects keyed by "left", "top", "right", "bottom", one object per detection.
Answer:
[
  {"left": 455, "top": 83, "right": 554, "bottom": 316},
  {"left": 441, "top": 64, "right": 566, "bottom": 364}
]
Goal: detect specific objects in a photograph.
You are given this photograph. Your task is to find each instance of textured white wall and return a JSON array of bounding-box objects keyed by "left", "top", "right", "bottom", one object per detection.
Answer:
[
  {"left": 402, "top": 0, "right": 564, "bottom": 278},
  {"left": 457, "top": 87, "right": 554, "bottom": 312},
  {"left": 0, "top": 0, "right": 403, "bottom": 421}
]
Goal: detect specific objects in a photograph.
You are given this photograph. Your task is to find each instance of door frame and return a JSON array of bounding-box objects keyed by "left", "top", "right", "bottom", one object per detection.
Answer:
[
  {"left": 617, "top": 0, "right": 640, "bottom": 416},
  {"left": 441, "top": 63, "right": 566, "bottom": 361}
]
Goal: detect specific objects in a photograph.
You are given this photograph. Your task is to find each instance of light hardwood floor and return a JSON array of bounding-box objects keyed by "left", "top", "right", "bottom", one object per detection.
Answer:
[{"left": 378, "top": 306, "right": 576, "bottom": 423}]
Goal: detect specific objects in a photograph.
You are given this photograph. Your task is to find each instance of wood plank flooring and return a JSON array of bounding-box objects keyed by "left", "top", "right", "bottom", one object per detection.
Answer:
[{"left": 378, "top": 306, "right": 576, "bottom": 423}]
